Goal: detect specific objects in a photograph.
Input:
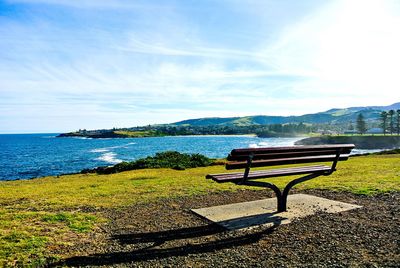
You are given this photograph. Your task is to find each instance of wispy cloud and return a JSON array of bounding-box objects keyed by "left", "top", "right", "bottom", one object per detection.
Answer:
[
  {"left": 259, "top": 0, "right": 400, "bottom": 97},
  {"left": 4, "top": 0, "right": 166, "bottom": 10},
  {"left": 1, "top": 0, "right": 399, "bottom": 133}
]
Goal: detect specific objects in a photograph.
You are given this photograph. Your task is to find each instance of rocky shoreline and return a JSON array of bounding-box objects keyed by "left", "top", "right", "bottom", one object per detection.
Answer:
[
  {"left": 56, "top": 131, "right": 140, "bottom": 139},
  {"left": 296, "top": 135, "right": 400, "bottom": 149}
]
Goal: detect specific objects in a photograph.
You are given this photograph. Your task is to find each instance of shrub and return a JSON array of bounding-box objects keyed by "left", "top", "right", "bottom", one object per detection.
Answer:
[{"left": 82, "top": 151, "right": 214, "bottom": 174}]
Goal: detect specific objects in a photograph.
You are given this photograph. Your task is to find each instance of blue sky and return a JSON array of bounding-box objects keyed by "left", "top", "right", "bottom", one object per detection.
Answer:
[{"left": 1, "top": 0, "right": 400, "bottom": 133}]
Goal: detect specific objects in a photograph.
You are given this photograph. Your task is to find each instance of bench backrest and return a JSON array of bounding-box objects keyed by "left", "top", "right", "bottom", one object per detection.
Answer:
[{"left": 226, "top": 144, "right": 355, "bottom": 170}]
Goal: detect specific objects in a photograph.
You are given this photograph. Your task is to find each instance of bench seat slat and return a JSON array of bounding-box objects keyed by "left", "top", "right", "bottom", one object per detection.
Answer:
[
  {"left": 207, "top": 165, "right": 330, "bottom": 178},
  {"left": 226, "top": 154, "right": 349, "bottom": 170},
  {"left": 208, "top": 165, "right": 332, "bottom": 183},
  {"left": 231, "top": 144, "right": 355, "bottom": 154},
  {"left": 228, "top": 149, "right": 352, "bottom": 161}
]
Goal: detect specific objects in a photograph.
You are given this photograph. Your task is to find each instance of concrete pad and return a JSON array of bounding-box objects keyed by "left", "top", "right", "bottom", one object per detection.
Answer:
[{"left": 191, "top": 194, "right": 362, "bottom": 230}]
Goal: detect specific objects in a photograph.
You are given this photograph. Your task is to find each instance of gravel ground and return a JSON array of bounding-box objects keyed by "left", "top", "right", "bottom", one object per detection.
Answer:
[{"left": 52, "top": 190, "right": 400, "bottom": 267}]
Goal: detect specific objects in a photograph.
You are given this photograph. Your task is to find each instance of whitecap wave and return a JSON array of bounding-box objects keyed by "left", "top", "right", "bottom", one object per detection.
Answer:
[
  {"left": 96, "top": 152, "right": 123, "bottom": 164},
  {"left": 108, "top": 143, "right": 135, "bottom": 149},
  {"left": 249, "top": 142, "right": 272, "bottom": 148},
  {"left": 258, "top": 142, "right": 270, "bottom": 146},
  {"left": 248, "top": 138, "right": 300, "bottom": 148},
  {"left": 351, "top": 149, "right": 382, "bottom": 155},
  {"left": 90, "top": 142, "right": 136, "bottom": 153},
  {"left": 90, "top": 148, "right": 109, "bottom": 153}
]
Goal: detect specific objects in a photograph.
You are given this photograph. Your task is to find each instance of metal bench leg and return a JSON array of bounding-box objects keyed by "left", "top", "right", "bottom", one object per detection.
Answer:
[
  {"left": 242, "top": 173, "right": 323, "bottom": 212},
  {"left": 280, "top": 173, "right": 322, "bottom": 212},
  {"left": 241, "top": 181, "right": 283, "bottom": 212}
]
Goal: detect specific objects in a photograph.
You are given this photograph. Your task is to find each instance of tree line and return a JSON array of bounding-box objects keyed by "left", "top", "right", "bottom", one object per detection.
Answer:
[
  {"left": 76, "top": 109, "right": 400, "bottom": 137},
  {"left": 380, "top": 110, "right": 400, "bottom": 135},
  {"left": 355, "top": 110, "right": 400, "bottom": 135},
  {"left": 146, "top": 123, "right": 313, "bottom": 137}
]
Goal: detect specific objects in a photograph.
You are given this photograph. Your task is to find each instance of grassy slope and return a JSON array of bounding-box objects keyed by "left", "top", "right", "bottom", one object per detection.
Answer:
[
  {"left": 1, "top": 155, "right": 399, "bottom": 266},
  {"left": 113, "top": 130, "right": 161, "bottom": 137}
]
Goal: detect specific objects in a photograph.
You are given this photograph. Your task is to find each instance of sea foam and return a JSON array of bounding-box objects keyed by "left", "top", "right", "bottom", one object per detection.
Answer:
[
  {"left": 90, "top": 142, "right": 136, "bottom": 153},
  {"left": 90, "top": 148, "right": 109, "bottom": 153},
  {"left": 96, "top": 152, "right": 123, "bottom": 164}
]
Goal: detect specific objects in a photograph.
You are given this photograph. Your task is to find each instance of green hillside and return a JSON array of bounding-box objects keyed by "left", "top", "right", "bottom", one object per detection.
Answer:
[
  {"left": 57, "top": 102, "right": 400, "bottom": 138},
  {"left": 172, "top": 105, "right": 393, "bottom": 127}
]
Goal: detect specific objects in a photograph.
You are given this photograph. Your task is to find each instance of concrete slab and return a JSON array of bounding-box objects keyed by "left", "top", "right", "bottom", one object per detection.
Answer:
[{"left": 191, "top": 194, "right": 362, "bottom": 230}]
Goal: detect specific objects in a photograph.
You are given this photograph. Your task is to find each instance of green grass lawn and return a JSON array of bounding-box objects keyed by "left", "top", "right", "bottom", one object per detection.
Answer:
[
  {"left": 113, "top": 130, "right": 161, "bottom": 137},
  {"left": 1, "top": 154, "right": 399, "bottom": 266}
]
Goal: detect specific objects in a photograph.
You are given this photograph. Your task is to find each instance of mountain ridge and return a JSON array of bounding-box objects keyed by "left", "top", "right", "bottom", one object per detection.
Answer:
[
  {"left": 172, "top": 102, "right": 400, "bottom": 127},
  {"left": 57, "top": 102, "right": 400, "bottom": 139}
]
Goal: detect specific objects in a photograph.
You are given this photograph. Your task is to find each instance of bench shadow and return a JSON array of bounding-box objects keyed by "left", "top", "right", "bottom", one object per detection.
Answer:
[
  {"left": 114, "top": 223, "right": 225, "bottom": 246},
  {"left": 54, "top": 214, "right": 283, "bottom": 267}
]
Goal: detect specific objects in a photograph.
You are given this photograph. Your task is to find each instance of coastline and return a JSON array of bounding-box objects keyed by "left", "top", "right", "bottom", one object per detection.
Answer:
[
  {"left": 1, "top": 135, "right": 302, "bottom": 181},
  {"left": 296, "top": 135, "right": 400, "bottom": 149},
  {"left": 3, "top": 134, "right": 398, "bottom": 182},
  {"left": 57, "top": 132, "right": 263, "bottom": 139},
  {"left": 2, "top": 148, "right": 397, "bottom": 182}
]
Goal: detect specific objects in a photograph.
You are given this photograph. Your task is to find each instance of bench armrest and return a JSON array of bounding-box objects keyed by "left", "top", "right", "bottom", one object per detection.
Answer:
[
  {"left": 239, "top": 153, "right": 254, "bottom": 184},
  {"left": 329, "top": 148, "right": 342, "bottom": 173}
]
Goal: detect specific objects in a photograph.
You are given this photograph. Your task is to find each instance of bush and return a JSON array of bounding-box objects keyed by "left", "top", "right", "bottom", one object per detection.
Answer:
[{"left": 82, "top": 151, "right": 214, "bottom": 174}]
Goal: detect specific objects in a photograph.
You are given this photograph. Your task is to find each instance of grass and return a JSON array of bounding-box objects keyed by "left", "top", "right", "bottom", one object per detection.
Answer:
[
  {"left": 0, "top": 154, "right": 399, "bottom": 265},
  {"left": 0, "top": 209, "right": 99, "bottom": 267},
  {"left": 307, "top": 134, "right": 400, "bottom": 137},
  {"left": 333, "top": 134, "right": 399, "bottom": 137},
  {"left": 1, "top": 230, "right": 48, "bottom": 267},
  {"left": 113, "top": 130, "right": 162, "bottom": 137},
  {"left": 41, "top": 213, "right": 98, "bottom": 233}
]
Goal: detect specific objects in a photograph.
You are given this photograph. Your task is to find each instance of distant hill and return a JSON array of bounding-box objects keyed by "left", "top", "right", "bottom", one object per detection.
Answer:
[
  {"left": 330, "top": 102, "right": 400, "bottom": 112},
  {"left": 58, "top": 102, "right": 400, "bottom": 139},
  {"left": 172, "top": 102, "right": 399, "bottom": 127}
]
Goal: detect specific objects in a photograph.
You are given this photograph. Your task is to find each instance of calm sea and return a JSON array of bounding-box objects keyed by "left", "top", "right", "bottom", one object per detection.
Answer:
[{"left": 0, "top": 134, "right": 378, "bottom": 181}]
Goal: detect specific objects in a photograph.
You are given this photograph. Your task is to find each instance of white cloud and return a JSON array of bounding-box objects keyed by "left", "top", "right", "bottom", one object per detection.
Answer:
[
  {"left": 259, "top": 0, "right": 400, "bottom": 103},
  {"left": 5, "top": 0, "right": 161, "bottom": 9},
  {"left": 1, "top": 0, "right": 400, "bottom": 133}
]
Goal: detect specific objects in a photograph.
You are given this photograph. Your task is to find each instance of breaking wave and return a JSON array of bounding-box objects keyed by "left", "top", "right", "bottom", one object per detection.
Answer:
[
  {"left": 90, "top": 148, "right": 109, "bottom": 153},
  {"left": 96, "top": 152, "right": 123, "bottom": 164},
  {"left": 89, "top": 142, "right": 136, "bottom": 153}
]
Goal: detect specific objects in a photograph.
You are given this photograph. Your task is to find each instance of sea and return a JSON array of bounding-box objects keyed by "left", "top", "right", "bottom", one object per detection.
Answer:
[{"left": 0, "top": 134, "right": 380, "bottom": 181}]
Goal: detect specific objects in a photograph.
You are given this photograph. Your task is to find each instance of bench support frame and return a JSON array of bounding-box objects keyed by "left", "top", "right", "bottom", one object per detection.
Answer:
[
  {"left": 236, "top": 149, "right": 342, "bottom": 212},
  {"left": 207, "top": 145, "right": 353, "bottom": 213},
  {"left": 241, "top": 173, "right": 323, "bottom": 212}
]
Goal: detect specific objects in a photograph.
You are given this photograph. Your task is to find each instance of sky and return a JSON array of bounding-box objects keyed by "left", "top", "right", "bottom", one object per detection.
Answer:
[{"left": 1, "top": 0, "right": 400, "bottom": 133}]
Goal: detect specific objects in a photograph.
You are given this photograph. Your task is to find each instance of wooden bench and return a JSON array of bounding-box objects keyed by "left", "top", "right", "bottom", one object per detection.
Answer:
[{"left": 206, "top": 144, "right": 355, "bottom": 212}]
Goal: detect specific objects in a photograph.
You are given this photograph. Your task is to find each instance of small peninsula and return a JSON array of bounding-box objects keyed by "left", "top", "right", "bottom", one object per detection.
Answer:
[{"left": 57, "top": 129, "right": 164, "bottom": 139}]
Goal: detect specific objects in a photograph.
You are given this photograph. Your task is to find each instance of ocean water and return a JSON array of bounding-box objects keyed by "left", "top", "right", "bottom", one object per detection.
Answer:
[
  {"left": 0, "top": 134, "right": 380, "bottom": 181},
  {"left": 0, "top": 134, "right": 302, "bottom": 181}
]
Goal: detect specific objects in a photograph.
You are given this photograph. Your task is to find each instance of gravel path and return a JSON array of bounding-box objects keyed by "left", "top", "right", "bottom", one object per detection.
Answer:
[{"left": 52, "top": 190, "right": 400, "bottom": 267}]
